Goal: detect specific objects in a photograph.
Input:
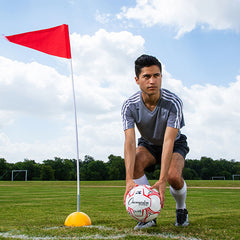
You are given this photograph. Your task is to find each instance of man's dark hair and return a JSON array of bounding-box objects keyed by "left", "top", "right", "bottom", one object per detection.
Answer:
[{"left": 135, "top": 54, "right": 162, "bottom": 78}]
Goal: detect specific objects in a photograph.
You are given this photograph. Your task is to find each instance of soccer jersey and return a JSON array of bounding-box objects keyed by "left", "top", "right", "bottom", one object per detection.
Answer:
[{"left": 121, "top": 88, "right": 185, "bottom": 146}]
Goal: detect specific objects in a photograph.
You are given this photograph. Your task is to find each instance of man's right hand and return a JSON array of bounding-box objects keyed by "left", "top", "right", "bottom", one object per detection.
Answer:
[{"left": 123, "top": 179, "right": 137, "bottom": 205}]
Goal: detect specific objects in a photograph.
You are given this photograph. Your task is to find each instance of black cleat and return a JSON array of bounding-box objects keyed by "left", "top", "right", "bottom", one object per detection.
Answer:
[
  {"left": 134, "top": 219, "right": 157, "bottom": 230},
  {"left": 175, "top": 209, "right": 189, "bottom": 226}
]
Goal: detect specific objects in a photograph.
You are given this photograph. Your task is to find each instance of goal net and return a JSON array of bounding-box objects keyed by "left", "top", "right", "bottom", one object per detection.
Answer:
[
  {"left": 11, "top": 170, "right": 28, "bottom": 181},
  {"left": 211, "top": 176, "right": 225, "bottom": 180},
  {"left": 232, "top": 174, "right": 240, "bottom": 180}
]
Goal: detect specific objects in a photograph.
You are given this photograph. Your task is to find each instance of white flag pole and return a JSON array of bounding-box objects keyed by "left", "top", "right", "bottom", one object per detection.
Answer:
[
  {"left": 64, "top": 56, "right": 91, "bottom": 227},
  {"left": 69, "top": 59, "right": 80, "bottom": 212},
  {"left": 64, "top": 35, "right": 91, "bottom": 228}
]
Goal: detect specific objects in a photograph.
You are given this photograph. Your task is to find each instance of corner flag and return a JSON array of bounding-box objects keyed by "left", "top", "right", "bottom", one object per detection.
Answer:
[
  {"left": 4, "top": 24, "right": 91, "bottom": 226},
  {"left": 5, "top": 24, "right": 71, "bottom": 59}
]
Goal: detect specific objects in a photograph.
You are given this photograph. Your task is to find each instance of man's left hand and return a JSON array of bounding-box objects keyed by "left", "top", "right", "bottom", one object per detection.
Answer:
[{"left": 151, "top": 180, "right": 167, "bottom": 209}]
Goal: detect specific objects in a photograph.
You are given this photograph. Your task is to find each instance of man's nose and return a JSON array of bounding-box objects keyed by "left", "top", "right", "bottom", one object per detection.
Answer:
[{"left": 149, "top": 76, "right": 155, "bottom": 83}]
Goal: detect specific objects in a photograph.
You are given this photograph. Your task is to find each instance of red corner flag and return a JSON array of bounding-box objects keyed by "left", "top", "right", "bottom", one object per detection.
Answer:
[{"left": 5, "top": 24, "right": 71, "bottom": 59}]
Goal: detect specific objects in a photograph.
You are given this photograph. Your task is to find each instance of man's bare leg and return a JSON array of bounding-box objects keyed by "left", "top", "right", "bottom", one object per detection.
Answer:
[{"left": 168, "top": 152, "right": 189, "bottom": 226}]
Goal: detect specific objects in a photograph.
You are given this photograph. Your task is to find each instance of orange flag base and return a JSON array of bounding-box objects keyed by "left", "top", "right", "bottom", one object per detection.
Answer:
[{"left": 64, "top": 212, "right": 91, "bottom": 227}]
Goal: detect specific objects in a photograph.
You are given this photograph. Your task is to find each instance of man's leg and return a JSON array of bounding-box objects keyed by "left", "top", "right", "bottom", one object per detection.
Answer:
[
  {"left": 168, "top": 152, "right": 189, "bottom": 226},
  {"left": 133, "top": 146, "right": 156, "bottom": 184},
  {"left": 133, "top": 146, "right": 157, "bottom": 230}
]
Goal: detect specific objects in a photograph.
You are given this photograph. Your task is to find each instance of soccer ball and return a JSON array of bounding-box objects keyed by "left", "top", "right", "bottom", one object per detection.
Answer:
[{"left": 125, "top": 185, "right": 161, "bottom": 222}]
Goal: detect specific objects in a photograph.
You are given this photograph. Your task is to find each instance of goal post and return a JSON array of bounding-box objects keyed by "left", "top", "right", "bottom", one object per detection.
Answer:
[
  {"left": 211, "top": 176, "right": 225, "bottom": 180},
  {"left": 232, "top": 174, "right": 240, "bottom": 180},
  {"left": 11, "top": 170, "right": 28, "bottom": 181}
]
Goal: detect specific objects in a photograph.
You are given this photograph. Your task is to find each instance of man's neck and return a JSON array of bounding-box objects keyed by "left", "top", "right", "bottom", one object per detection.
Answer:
[{"left": 141, "top": 90, "right": 160, "bottom": 111}]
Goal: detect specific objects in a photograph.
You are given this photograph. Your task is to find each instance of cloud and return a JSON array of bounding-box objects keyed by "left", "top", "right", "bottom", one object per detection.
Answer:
[
  {"left": 0, "top": 57, "right": 71, "bottom": 117},
  {"left": 164, "top": 73, "right": 240, "bottom": 160},
  {"left": 95, "top": 10, "right": 112, "bottom": 24},
  {"left": 0, "top": 30, "right": 145, "bottom": 162},
  {"left": 117, "top": 0, "right": 240, "bottom": 38},
  {"left": 1, "top": 29, "right": 240, "bottom": 163},
  {"left": 70, "top": 29, "right": 145, "bottom": 112}
]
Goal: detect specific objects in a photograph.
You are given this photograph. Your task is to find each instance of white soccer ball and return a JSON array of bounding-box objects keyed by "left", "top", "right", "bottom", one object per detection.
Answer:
[{"left": 125, "top": 184, "right": 161, "bottom": 223}]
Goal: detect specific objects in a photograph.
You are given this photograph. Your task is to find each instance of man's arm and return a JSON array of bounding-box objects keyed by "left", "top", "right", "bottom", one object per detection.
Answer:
[
  {"left": 123, "top": 128, "right": 137, "bottom": 203},
  {"left": 151, "top": 126, "right": 179, "bottom": 208}
]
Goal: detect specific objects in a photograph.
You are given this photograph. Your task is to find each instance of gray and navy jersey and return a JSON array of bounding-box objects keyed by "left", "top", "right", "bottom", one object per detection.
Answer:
[{"left": 121, "top": 88, "right": 185, "bottom": 146}]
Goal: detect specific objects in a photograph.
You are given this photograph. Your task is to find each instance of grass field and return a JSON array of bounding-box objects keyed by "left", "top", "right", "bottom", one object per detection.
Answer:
[{"left": 0, "top": 180, "right": 240, "bottom": 240}]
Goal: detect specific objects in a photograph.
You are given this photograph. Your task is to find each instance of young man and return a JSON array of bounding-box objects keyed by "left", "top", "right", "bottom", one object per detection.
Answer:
[{"left": 121, "top": 54, "right": 189, "bottom": 230}]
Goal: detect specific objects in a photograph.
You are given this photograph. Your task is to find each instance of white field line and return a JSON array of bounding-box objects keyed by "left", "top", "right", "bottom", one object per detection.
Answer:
[
  {"left": 80, "top": 185, "right": 240, "bottom": 189},
  {"left": 0, "top": 232, "right": 126, "bottom": 240},
  {"left": 0, "top": 225, "right": 202, "bottom": 240}
]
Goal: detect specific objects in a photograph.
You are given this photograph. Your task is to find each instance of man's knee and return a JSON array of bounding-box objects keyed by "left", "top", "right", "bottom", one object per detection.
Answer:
[
  {"left": 168, "top": 169, "right": 182, "bottom": 187},
  {"left": 168, "top": 153, "right": 185, "bottom": 189},
  {"left": 133, "top": 146, "right": 155, "bottom": 178}
]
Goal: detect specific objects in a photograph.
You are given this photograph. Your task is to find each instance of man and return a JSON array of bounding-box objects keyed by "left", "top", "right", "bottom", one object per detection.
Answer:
[{"left": 121, "top": 54, "right": 189, "bottom": 230}]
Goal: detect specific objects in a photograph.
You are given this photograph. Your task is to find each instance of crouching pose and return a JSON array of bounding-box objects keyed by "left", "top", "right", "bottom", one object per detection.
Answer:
[{"left": 121, "top": 54, "right": 190, "bottom": 230}]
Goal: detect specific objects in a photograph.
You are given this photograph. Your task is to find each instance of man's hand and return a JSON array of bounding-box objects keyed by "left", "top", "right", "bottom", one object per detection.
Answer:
[
  {"left": 151, "top": 180, "right": 167, "bottom": 209},
  {"left": 124, "top": 179, "right": 137, "bottom": 205}
]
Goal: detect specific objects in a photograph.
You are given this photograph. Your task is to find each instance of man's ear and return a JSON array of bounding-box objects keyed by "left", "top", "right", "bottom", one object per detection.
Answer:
[{"left": 135, "top": 76, "right": 139, "bottom": 85}]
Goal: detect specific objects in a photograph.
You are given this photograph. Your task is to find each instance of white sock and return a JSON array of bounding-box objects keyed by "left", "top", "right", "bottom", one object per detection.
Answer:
[
  {"left": 134, "top": 174, "right": 149, "bottom": 185},
  {"left": 170, "top": 181, "right": 187, "bottom": 209}
]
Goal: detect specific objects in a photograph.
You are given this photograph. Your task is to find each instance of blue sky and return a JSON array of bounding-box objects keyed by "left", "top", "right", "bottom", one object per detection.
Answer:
[{"left": 1, "top": 0, "right": 240, "bottom": 163}]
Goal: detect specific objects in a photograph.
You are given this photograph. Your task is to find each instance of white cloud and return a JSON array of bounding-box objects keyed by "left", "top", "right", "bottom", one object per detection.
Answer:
[
  {"left": 117, "top": 0, "right": 240, "bottom": 38},
  {"left": 0, "top": 57, "right": 71, "bottom": 117},
  {"left": 70, "top": 29, "right": 145, "bottom": 112},
  {"left": 0, "top": 30, "right": 145, "bottom": 162},
  {"left": 95, "top": 10, "right": 112, "bottom": 24},
  {"left": 1, "top": 29, "right": 240, "bottom": 163},
  {"left": 164, "top": 73, "right": 240, "bottom": 161}
]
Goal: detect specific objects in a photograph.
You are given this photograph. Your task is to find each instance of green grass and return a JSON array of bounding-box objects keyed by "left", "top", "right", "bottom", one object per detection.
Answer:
[{"left": 0, "top": 180, "right": 240, "bottom": 240}]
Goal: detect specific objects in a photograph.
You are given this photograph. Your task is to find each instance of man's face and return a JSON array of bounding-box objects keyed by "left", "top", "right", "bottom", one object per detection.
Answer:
[{"left": 135, "top": 65, "right": 162, "bottom": 96}]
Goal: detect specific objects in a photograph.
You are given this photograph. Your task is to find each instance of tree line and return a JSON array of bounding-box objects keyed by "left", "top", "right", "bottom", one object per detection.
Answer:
[{"left": 0, "top": 155, "right": 239, "bottom": 181}]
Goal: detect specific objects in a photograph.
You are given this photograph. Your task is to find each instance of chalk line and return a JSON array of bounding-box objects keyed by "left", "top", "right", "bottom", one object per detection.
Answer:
[{"left": 0, "top": 225, "right": 202, "bottom": 240}]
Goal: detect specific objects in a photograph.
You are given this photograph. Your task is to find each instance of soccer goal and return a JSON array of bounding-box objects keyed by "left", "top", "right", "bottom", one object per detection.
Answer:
[
  {"left": 211, "top": 176, "right": 225, "bottom": 180},
  {"left": 232, "top": 174, "right": 240, "bottom": 180},
  {"left": 11, "top": 170, "right": 28, "bottom": 181}
]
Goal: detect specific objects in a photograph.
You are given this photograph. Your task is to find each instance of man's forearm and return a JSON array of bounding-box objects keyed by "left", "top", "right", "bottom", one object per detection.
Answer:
[
  {"left": 124, "top": 140, "right": 136, "bottom": 180},
  {"left": 159, "top": 138, "right": 174, "bottom": 182}
]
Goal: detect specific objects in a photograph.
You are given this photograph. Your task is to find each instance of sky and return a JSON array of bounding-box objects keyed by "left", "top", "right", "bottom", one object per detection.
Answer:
[{"left": 0, "top": 0, "right": 240, "bottom": 163}]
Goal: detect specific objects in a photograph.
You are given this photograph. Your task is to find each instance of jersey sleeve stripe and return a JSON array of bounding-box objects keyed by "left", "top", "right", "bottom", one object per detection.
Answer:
[
  {"left": 121, "top": 92, "right": 140, "bottom": 130},
  {"left": 162, "top": 89, "right": 183, "bottom": 128}
]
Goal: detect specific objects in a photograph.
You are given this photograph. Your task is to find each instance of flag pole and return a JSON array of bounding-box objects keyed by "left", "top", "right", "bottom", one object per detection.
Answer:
[
  {"left": 64, "top": 58, "right": 91, "bottom": 227},
  {"left": 4, "top": 23, "right": 91, "bottom": 226},
  {"left": 69, "top": 59, "right": 80, "bottom": 212}
]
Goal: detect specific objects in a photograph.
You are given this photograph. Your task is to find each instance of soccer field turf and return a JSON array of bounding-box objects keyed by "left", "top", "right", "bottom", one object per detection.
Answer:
[{"left": 0, "top": 180, "right": 239, "bottom": 240}]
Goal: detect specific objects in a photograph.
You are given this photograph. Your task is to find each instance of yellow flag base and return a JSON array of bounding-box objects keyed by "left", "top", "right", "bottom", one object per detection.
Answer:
[{"left": 64, "top": 212, "right": 91, "bottom": 227}]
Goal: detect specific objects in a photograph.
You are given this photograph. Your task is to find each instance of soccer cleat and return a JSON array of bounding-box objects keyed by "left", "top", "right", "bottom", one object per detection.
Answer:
[
  {"left": 134, "top": 219, "right": 157, "bottom": 230},
  {"left": 175, "top": 208, "right": 189, "bottom": 226}
]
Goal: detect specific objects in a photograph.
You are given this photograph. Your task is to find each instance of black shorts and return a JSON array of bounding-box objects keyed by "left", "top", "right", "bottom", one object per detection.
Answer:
[{"left": 138, "top": 134, "right": 189, "bottom": 167}]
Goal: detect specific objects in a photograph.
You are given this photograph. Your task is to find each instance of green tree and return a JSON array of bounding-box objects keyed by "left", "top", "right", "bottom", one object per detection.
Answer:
[
  {"left": 40, "top": 165, "right": 55, "bottom": 180},
  {"left": 87, "top": 160, "right": 107, "bottom": 180},
  {"left": 43, "top": 158, "right": 76, "bottom": 180},
  {"left": 153, "top": 169, "right": 160, "bottom": 180},
  {"left": 0, "top": 158, "right": 9, "bottom": 180},
  {"left": 183, "top": 168, "right": 199, "bottom": 180},
  {"left": 185, "top": 159, "right": 201, "bottom": 177},
  {"left": 21, "top": 159, "right": 41, "bottom": 180},
  {"left": 200, "top": 157, "right": 215, "bottom": 180},
  {"left": 107, "top": 155, "right": 125, "bottom": 180},
  {"left": 54, "top": 158, "right": 72, "bottom": 180},
  {"left": 79, "top": 155, "right": 95, "bottom": 180}
]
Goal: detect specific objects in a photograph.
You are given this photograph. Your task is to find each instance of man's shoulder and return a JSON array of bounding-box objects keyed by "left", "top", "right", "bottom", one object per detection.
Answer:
[
  {"left": 122, "top": 91, "right": 141, "bottom": 107},
  {"left": 161, "top": 88, "right": 183, "bottom": 105}
]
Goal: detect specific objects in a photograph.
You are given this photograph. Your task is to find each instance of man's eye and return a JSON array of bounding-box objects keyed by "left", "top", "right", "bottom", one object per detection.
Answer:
[{"left": 143, "top": 75, "right": 150, "bottom": 79}]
